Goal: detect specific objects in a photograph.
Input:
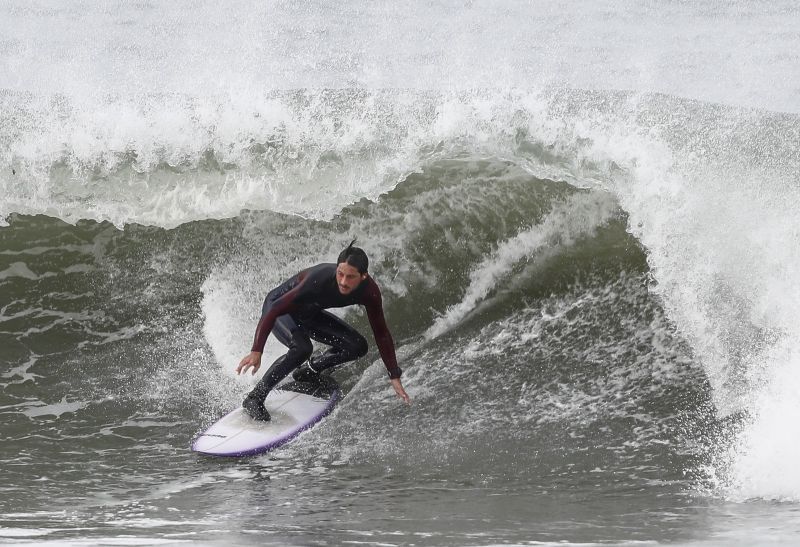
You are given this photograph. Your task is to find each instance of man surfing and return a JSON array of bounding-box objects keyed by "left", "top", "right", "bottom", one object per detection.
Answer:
[{"left": 236, "top": 241, "right": 411, "bottom": 421}]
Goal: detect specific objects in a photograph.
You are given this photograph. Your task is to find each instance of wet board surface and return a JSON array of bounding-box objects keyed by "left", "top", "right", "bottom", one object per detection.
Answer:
[{"left": 192, "top": 377, "right": 340, "bottom": 457}]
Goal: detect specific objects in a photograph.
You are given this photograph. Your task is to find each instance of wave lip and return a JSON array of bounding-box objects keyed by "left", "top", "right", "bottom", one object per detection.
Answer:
[
  {"left": 0, "top": 87, "right": 659, "bottom": 228},
  {"left": 1, "top": 89, "right": 444, "bottom": 227}
]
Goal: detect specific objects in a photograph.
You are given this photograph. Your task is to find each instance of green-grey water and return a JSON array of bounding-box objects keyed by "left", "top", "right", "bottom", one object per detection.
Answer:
[
  {"left": 0, "top": 162, "right": 725, "bottom": 544},
  {"left": 4, "top": 1, "right": 800, "bottom": 544}
]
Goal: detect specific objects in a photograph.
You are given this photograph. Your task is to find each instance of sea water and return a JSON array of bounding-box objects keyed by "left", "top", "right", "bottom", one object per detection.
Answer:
[{"left": 2, "top": 1, "right": 800, "bottom": 545}]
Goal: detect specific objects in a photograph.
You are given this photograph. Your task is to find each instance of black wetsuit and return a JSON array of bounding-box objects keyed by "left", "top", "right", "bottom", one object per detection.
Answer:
[{"left": 247, "top": 263, "right": 401, "bottom": 403}]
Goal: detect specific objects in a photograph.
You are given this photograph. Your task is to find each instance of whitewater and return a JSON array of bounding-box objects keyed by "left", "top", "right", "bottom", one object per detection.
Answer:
[{"left": 1, "top": 0, "right": 799, "bottom": 544}]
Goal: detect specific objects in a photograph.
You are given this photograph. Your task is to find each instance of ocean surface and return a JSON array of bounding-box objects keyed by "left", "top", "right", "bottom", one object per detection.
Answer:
[{"left": 2, "top": 1, "right": 800, "bottom": 545}]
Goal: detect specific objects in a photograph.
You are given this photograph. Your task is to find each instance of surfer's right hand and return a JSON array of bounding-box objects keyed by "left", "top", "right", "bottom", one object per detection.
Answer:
[
  {"left": 390, "top": 378, "right": 411, "bottom": 405},
  {"left": 236, "top": 351, "right": 262, "bottom": 375}
]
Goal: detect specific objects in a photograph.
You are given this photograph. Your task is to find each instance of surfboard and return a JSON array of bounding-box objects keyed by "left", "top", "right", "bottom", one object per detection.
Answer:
[{"left": 192, "top": 376, "right": 341, "bottom": 457}]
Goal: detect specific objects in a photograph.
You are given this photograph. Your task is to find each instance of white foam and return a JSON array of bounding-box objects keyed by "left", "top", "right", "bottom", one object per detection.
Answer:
[
  {"left": 1, "top": 354, "right": 42, "bottom": 385},
  {"left": 0, "top": 528, "right": 53, "bottom": 537},
  {"left": 77, "top": 324, "right": 146, "bottom": 349},
  {"left": 573, "top": 112, "right": 800, "bottom": 500},
  {"left": 2, "top": 1, "right": 798, "bottom": 109},
  {"left": 725, "top": 337, "right": 800, "bottom": 500},
  {"left": 0, "top": 261, "right": 47, "bottom": 280},
  {"left": 2, "top": 90, "right": 440, "bottom": 227},
  {"left": 21, "top": 396, "right": 88, "bottom": 418}
]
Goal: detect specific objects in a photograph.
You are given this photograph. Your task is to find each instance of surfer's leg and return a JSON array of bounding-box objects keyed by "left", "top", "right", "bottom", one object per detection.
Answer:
[
  {"left": 244, "top": 314, "right": 312, "bottom": 420},
  {"left": 250, "top": 315, "right": 312, "bottom": 399},
  {"left": 294, "top": 311, "right": 368, "bottom": 378}
]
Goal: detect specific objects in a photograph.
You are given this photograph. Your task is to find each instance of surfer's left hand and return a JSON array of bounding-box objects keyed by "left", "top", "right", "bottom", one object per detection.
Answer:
[{"left": 390, "top": 378, "right": 411, "bottom": 405}]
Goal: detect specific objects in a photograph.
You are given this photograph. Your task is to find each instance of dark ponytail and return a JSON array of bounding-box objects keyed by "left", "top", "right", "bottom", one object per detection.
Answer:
[{"left": 337, "top": 239, "right": 369, "bottom": 273}]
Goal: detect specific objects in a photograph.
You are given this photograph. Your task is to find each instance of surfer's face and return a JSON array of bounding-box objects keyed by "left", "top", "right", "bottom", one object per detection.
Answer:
[{"left": 336, "top": 262, "right": 366, "bottom": 295}]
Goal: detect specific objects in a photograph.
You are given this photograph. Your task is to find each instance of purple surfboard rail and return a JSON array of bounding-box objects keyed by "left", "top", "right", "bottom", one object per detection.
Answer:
[{"left": 192, "top": 378, "right": 341, "bottom": 457}]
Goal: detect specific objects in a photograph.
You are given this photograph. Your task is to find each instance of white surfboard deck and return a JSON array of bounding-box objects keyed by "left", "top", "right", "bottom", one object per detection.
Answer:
[{"left": 192, "top": 378, "right": 340, "bottom": 457}]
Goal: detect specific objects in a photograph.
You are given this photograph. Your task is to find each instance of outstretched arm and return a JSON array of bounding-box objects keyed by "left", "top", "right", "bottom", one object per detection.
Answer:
[{"left": 365, "top": 287, "right": 410, "bottom": 404}]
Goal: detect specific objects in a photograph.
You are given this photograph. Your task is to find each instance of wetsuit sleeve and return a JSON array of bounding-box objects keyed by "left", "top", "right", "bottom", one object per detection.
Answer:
[
  {"left": 363, "top": 283, "right": 402, "bottom": 379},
  {"left": 250, "top": 274, "right": 307, "bottom": 352}
]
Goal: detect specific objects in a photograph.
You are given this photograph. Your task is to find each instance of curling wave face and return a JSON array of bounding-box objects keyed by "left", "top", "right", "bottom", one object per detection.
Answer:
[
  {"left": 2, "top": 89, "right": 800, "bottom": 507},
  {"left": 2, "top": 2, "right": 800, "bottom": 540},
  {"left": 0, "top": 160, "right": 717, "bottom": 542}
]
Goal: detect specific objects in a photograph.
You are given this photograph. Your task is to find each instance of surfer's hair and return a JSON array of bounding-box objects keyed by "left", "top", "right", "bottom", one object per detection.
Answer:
[{"left": 337, "top": 239, "right": 369, "bottom": 274}]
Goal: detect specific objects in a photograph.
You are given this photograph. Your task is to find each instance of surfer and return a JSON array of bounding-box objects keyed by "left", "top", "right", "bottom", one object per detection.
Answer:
[{"left": 236, "top": 241, "right": 410, "bottom": 421}]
